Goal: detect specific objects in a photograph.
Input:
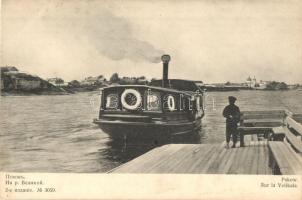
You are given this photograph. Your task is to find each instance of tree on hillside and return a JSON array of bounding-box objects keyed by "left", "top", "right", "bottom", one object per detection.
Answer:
[
  {"left": 266, "top": 81, "right": 288, "bottom": 90},
  {"left": 110, "top": 73, "right": 120, "bottom": 83},
  {"left": 276, "top": 82, "right": 288, "bottom": 90},
  {"left": 68, "top": 80, "right": 80, "bottom": 87},
  {"left": 55, "top": 78, "right": 64, "bottom": 85}
]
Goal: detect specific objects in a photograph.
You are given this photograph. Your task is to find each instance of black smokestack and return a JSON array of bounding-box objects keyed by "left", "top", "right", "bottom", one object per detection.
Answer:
[{"left": 161, "top": 55, "right": 171, "bottom": 88}]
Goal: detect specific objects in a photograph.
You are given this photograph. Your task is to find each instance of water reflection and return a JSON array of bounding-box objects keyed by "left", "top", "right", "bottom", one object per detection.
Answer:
[{"left": 101, "top": 128, "right": 205, "bottom": 166}]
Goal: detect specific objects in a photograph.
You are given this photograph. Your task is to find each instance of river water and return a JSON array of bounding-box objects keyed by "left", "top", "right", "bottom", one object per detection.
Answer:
[{"left": 1, "top": 90, "right": 302, "bottom": 172}]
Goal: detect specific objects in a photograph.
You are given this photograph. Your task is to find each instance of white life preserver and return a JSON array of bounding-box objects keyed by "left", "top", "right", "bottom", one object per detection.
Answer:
[
  {"left": 167, "top": 95, "right": 175, "bottom": 111},
  {"left": 121, "top": 89, "right": 142, "bottom": 110}
]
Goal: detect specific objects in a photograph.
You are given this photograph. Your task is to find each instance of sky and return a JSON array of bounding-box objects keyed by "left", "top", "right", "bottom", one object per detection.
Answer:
[{"left": 2, "top": 0, "right": 302, "bottom": 83}]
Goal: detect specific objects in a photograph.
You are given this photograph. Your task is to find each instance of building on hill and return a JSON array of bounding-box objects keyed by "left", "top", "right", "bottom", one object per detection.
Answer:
[
  {"left": 68, "top": 80, "right": 81, "bottom": 87},
  {"left": 0, "top": 66, "right": 19, "bottom": 74},
  {"left": 1, "top": 70, "right": 43, "bottom": 91},
  {"left": 1, "top": 66, "right": 69, "bottom": 94},
  {"left": 245, "top": 76, "right": 257, "bottom": 88},
  {"left": 1, "top": 66, "right": 59, "bottom": 92},
  {"left": 257, "top": 80, "right": 270, "bottom": 90},
  {"left": 81, "top": 75, "right": 106, "bottom": 86},
  {"left": 136, "top": 76, "right": 148, "bottom": 85},
  {"left": 47, "top": 78, "right": 66, "bottom": 86},
  {"left": 119, "top": 76, "right": 148, "bottom": 85},
  {"left": 14, "top": 78, "right": 41, "bottom": 90},
  {"left": 245, "top": 76, "right": 272, "bottom": 90}
]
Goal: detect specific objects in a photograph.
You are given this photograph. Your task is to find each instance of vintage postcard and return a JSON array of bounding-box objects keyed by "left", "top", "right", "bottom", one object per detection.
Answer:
[{"left": 0, "top": 0, "right": 302, "bottom": 199}]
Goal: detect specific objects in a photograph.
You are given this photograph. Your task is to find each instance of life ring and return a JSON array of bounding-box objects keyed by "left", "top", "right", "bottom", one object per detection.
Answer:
[
  {"left": 121, "top": 89, "right": 142, "bottom": 110},
  {"left": 167, "top": 95, "right": 175, "bottom": 111}
]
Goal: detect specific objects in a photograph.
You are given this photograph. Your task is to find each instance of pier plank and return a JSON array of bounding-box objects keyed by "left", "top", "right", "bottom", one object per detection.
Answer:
[
  {"left": 237, "top": 145, "right": 253, "bottom": 174},
  {"left": 151, "top": 145, "right": 210, "bottom": 173},
  {"left": 268, "top": 142, "right": 295, "bottom": 174},
  {"left": 283, "top": 142, "right": 302, "bottom": 173},
  {"left": 222, "top": 147, "right": 239, "bottom": 174},
  {"left": 241, "top": 114, "right": 285, "bottom": 120},
  {"left": 286, "top": 116, "right": 302, "bottom": 135},
  {"left": 215, "top": 147, "right": 235, "bottom": 174},
  {"left": 170, "top": 146, "right": 215, "bottom": 173},
  {"left": 241, "top": 145, "right": 254, "bottom": 174},
  {"left": 185, "top": 145, "right": 216, "bottom": 173},
  {"left": 276, "top": 142, "right": 299, "bottom": 174},
  {"left": 243, "top": 119, "right": 283, "bottom": 127},
  {"left": 257, "top": 144, "right": 266, "bottom": 174},
  {"left": 190, "top": 144, "right": 224, "bottom": 173},
  {"left": 206, "top": 145, "right": 229, "bottom": 174},
  {"left": 263, "top": 144, "right": 271, "bottom": 174},
  {"left": 142, "top": 145, "right": 195, "bottom": 173},
  {"left": 243, "top": 144, "right": 256, "bottom": 174},
  {"left": 228, "top": 146, "right": 246, "bottom": 174},
  {"left": 110, "top": 141, "right": 272, "bottom": 174},
  {"left": 111, "top": 144, "right": 187, "bottom": 173},
  {"left": 249, "top": 145, "right": 259, "bottom": 174},
  {"left": 284, "top": 128, "right": 302, "bottom": 153},
  {"left": 241, "top": 110, "right": 285, "bottom": 115},
  {"left": 293, "top": 114, "right": 302, "bottom": 123},
  {"left": 197, "top": 144, "right": 226, "bottom": 174}
]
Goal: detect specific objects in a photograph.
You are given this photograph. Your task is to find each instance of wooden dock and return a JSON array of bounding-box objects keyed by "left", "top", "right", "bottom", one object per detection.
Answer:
[
  {"left": 109, "top": 109, "right": 302, "bottom": 175},
  {"left": 111, "top": 140, "right": 271, "bottom": 174}
]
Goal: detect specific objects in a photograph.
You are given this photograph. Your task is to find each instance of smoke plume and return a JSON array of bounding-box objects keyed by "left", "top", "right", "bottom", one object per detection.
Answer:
[{"left": 68, "top": 4, "right": 165, "bottom": 63}]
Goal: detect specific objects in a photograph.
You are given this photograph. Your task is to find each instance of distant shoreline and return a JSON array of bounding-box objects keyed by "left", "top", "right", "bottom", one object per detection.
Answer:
[
  {"left": 1, "top": 90, "right": 70, "bottom": 96},
  {"left": 1, "top": 87, "right": 301, "bottom": 97}
]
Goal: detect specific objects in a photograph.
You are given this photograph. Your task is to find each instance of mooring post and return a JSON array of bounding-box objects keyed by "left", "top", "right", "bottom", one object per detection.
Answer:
[{"left": 240, "top": 131, "right": 245, "bottom": 147}]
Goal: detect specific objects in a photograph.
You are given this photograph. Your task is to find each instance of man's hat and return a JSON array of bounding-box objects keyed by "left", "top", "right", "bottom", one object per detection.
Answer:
[{"left": 228, "top": 96, "right": 237, "bottom": 101}]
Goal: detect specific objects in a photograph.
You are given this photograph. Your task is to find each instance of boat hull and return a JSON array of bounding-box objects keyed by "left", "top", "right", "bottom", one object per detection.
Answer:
[{"left": 93, "top": 118, "right": 202, "bottom": 141}]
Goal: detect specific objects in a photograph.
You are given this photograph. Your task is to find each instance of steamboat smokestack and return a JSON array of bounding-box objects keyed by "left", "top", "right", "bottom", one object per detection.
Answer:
[{"left": 161, "top": 54, "right": 171, "bottom": 88}]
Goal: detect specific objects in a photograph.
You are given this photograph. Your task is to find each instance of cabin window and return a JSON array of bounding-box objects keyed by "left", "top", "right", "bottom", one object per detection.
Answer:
[
  {"left": 196, "top": 96, "right": 203, "bottom": 111},
  {"left": 105, "top": 93, "right": 119, "bottom": 109},
  {"left": 163, "top": 94, "right": 178, "bottom": 111},
  {"left": 146, "top": 91, "right": 161, "bottom": 111},
  {"left": 188, "top": 97, "right": 193, "bottom": 110},
  {"left": 179, "top": 94, "right": 186, "bottom": 110}
]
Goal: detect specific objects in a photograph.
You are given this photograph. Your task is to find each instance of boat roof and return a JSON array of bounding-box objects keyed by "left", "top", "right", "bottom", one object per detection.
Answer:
[
  {"left": 102, "top": 84, "right": 194, "bottom": 96},
  {"left": 149, "top": 79, "right": 201, "bottom": 92}
]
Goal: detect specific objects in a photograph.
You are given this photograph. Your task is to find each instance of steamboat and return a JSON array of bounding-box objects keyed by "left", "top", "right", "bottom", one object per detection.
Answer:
[{"left": 93, "top": 55, "right": 205, "bottom": 140}]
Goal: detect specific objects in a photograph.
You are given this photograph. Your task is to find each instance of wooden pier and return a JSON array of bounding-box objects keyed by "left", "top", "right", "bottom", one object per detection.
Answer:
[{"left": 109, "top": 109, "right": 302, "bottom": 175}]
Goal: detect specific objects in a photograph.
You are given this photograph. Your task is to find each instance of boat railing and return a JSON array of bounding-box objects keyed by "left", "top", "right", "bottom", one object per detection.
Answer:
[{"left": 238, "top": 109, "right": 302, "bottom": 147}]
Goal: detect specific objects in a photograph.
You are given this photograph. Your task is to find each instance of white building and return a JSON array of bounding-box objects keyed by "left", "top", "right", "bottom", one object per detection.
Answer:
[
  {"left": 81, "top": 75, "right": 106, "bottom": 85},
  {"left": 47, "top": 78, "right": 66, "bottom": 86},
  {"left": 245, "top": 76, "right": 257, "bottom": 88}
]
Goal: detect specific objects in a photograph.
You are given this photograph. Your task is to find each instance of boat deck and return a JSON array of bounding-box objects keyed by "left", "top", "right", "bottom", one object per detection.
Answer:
[{"left": 110, "top": 139, "right": 271, "bottom": 174}]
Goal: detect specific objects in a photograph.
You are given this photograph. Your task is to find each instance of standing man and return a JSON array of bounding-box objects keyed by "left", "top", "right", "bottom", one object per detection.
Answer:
[{"left": 223, "top": 96, "right": 240, "bottom": 148}]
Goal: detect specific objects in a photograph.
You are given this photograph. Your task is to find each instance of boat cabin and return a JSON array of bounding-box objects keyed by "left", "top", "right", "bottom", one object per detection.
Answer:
[{"left": 93, "top": 55, "right": 205, "bottom": 140}]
